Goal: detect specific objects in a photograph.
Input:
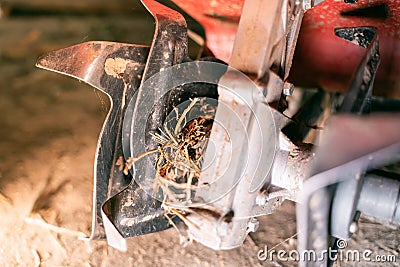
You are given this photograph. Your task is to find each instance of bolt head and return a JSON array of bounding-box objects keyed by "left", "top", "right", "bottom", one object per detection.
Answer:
[
  {"left": 256, "top": 193, "right": 268, "bottom": 206},
  {"left": 349, "top": 222, "right": 358, "bottom": 234},
  {"left": 247, "top": 218, "right": 260, "bottom": 233},
  {"left": 283, "top": 82, "right": 294, "bottom": 96}
]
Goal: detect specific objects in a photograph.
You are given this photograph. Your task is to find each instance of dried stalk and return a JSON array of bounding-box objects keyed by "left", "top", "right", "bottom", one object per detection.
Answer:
[{"left": 121, "top": 97, "right": 214, "bottom": 237}]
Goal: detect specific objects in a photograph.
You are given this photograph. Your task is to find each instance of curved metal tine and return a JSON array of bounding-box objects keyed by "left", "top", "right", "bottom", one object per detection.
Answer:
[
  {"left": 36, "top": 42, "right": 150, "bottom": 240},
  {"left": 132, "top": 0, "right": 189, "bottom": 139},
  {"left": 101, "top": 0, "right": 190, "bottom": 251},
  {"left": 150, "top": 0, "right": 217, "bottom": 59},
  {"left": 36, "top": 41, "right": 149, "bottom": 95},
  {"left": 156, "top": 0, "right": 208, "bottom": 58},
  {"left": 339, "top": 28, "right": 380, "bottom": 114},
  {"left": 140, "top": 0, "right": 188, "bottom": 82}
]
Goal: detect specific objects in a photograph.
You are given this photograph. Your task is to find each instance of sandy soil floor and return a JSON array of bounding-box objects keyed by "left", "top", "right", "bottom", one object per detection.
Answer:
[{"left": 0, "top": 9, "right": 398, "bottom": 267}]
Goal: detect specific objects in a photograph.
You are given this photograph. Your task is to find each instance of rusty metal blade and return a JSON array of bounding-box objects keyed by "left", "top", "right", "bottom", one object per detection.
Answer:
[
  {"left": 36, "top": 41, "right": 149, "bottom": 94},
  {"left": 100, "top": 0, "right": 191, "bottom": 250},
  {"left": 36, "top": 41, "right": 150, "bottom": 240}
]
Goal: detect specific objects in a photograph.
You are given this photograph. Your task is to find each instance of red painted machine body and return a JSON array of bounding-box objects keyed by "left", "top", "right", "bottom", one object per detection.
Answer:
[
  {"left": 173, "top": 0, "right": 399, "bottom": 96},
  {"left": 291, "top": 0, "right": 399, "bottom": 96}
]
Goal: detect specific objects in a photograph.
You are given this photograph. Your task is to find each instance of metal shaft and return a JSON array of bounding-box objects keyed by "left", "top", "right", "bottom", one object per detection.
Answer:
[{"left": 357, "top": 173, "right": 400, "bottom": 225}]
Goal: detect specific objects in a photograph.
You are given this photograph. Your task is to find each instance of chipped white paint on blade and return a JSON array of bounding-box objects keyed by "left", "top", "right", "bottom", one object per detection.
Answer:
[{"left": 102, "top": 211, "right": 127, "bottom": 252}]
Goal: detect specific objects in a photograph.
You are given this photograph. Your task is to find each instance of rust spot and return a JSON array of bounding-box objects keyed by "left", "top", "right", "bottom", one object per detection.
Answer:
[{"left": 104, "top": 57, "right": 129, "bottom": 78}]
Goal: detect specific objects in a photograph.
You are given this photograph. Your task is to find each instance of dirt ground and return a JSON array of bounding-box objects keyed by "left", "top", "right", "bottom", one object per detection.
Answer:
[{"left": 0, "top": 4, "right": 398, "bottom": 267}]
